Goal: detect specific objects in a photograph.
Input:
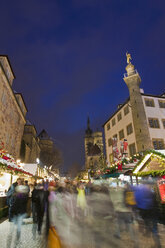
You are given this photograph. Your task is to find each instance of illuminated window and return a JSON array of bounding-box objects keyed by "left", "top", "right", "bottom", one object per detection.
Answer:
[
  {"left": 152, "top": 139, "right": 164, "bottom": 150},
  {"left": 112, "top": 118, "right": 116, "bottom": 126},
  {"left": 124, "top": 106, "right": 129, "bottom": 115},
  {"left": 119, "top": 129, "right": 124, "bottom": 140},
  {"left": 148, "top": 118, "right": 160, "bottom": 128},
  {"left": 145, "top": 98, "right": 155, "bottom": 107},
  {"left": 117, "top": 112, "right": 122, "bottom": 122},
  {"left": 127, "top": 123, "right": 133, "bottom": 135},
  {"left": 159, "top": 100, "right": 165, "bottom": 108}
]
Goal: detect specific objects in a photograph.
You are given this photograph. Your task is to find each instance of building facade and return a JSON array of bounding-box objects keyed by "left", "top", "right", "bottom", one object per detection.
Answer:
[
  {"left": 0, "top": 55, "right": 27, "bottom": 159},
  {"left": 21, "top": 121, "right": 40, "bottom": 163},
  {"left": 85, "top": 117, "right": 103, "bottom": 169},
  {"left": 104, "top": 56, "right": 165, "bottom": 164},
  {"left": 38, "top": 129, "right": 55, "bottom": 167}
]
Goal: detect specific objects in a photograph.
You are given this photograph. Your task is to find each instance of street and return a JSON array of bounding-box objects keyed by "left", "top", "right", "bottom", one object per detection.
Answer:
[
  {"left": 0, "top": 218, "right": 46, "bottom": 248},
  {"left": 1, "top": 217, "right": 165, "bottom": 248}
]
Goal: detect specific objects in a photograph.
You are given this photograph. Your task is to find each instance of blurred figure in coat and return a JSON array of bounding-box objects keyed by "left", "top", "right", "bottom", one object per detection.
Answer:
[
  {"left": 32, "top": 183, "right": 48, "bottom": 238},
  {"left": 7, "top": 179, "right": 29, "bottom": 248}
]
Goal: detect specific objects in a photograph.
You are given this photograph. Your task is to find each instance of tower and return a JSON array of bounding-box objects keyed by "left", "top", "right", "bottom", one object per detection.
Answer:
[
  {"left": 84, "top": 117, "right": 93, "bottom": 158},
  {"left": 123, "top": 53, "right": 152, "bottom": 152}
]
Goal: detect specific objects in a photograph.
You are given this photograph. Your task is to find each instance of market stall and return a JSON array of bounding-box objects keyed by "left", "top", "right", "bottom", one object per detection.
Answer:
[
  {"left": 0, "top": 149, "right": 35, "bottom": 218},
  {"left": 0, "top": 150, "right": 33, "bottom": 196},
  {"left": 99, "top": 153, "right": 142, "bottom": 184},
  {"left": 133, "top": 150, "right": 165, "bottom": 177}
]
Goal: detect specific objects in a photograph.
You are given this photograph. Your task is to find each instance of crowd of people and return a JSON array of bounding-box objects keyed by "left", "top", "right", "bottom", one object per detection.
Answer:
[{"left": 5, "top": 177, "right": 165, "bottom": 248}]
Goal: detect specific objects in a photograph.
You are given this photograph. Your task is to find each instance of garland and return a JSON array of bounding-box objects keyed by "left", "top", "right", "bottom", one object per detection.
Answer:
[
  {"left": 136, "top": 170, "right": 165, "bottom": 177},
  {"left": 91, "top": 150, "right": 165, "bottom": 178},
  {"left": 103, "top": 165, "right": 117, "bottom": 174},
  {"left": 0, "top": 162, "right": 32, "bottom": 176},
  {"left": 0, "top": 146, "right": 33, "bottom": 176}
]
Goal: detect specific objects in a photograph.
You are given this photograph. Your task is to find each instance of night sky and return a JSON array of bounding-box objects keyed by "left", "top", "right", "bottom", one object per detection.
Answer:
[{"left": 0, "top": 0, "right": 164, "bottom": 171}]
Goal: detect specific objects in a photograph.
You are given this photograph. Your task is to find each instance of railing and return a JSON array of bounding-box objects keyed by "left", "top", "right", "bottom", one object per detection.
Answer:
[{"left": 124, "top": 69, "right": 138, "bottom": 78}]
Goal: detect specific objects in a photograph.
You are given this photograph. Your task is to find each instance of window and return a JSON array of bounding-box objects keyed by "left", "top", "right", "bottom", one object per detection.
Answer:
[
  {"left": 148, "top": 118, "right": 160, "bottom": 128},
  {"left": 124, "top": 105, "right": 129, "bottom": 115},
  {"left": 108, "top": 138, "right": 112, "bottom": 147},
  {"left": 152, "top": 139, "right": 164, "bottom": 150},
  {"left": 159, "top": 100, "right": 165, "bottom": 108},
  {"left": 162, "top": 119, "right": 165, "bottom": 128},
  {"left": 117, "top": 112, "right": 122, "bottom": 122},
  {"left": 107, "top": 123, "right": 110, "bottom": 130},
  {"left": 145, "top": 98, "right": 155, "bottom": 107},
  {"left": 127, "top": 123, "right": 133, "bottom": 135},
  {"left": 113, "top": 134, "right": 118, "bottom": 140},
  {"left": 112, "top": 118, "right": 116, "bottom": 126},
  {"left": 119, "top": 129, "right": 124, "bottom": 140},
  {"left": 129, "top": 143, "right": 136, "bottom": 156}
]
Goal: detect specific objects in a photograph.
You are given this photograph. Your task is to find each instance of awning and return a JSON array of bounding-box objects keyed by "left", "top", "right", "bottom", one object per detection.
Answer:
[{"left": 102, "top": 172, "right": 121, "bottom": 178}]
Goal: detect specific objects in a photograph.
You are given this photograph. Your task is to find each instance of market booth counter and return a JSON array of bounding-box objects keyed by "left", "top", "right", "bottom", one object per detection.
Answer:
[{"left": 0, "top": 155, "right": 33, "bottom": 219}]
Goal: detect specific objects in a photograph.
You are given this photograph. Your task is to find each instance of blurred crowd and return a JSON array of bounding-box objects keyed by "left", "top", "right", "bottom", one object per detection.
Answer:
[{"left": 5, "top": 177, "right": 165, "bottom": 248}]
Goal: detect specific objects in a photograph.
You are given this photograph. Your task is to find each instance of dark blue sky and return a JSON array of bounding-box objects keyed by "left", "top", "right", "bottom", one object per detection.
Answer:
[{"left": 0, "top": 0, "right": 164, "bottom": 170}]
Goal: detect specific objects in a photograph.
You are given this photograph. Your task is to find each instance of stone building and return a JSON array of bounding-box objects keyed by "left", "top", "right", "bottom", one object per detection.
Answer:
[
  {"left": 38, "top": 129, "right": 56, "bottom": 168},
  {"left": 20, "top": 121, "right": 40, "bottom": 163},
  {"left": 84, "top": 117, "right": 104, "bottom": 169},
  {"left": 0, "top": 55, "right": 27, "bottom": 159},
  {"left": 103, "top": 54, "right": 165, "bottom": 164}
]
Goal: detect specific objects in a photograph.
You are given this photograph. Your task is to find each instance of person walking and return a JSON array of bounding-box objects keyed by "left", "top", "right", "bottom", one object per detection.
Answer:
[
  {"left": 32, "top": 183, "right": 48, "bottom": 238},
  {"left": 109, "top": 182, "right": 138, "bottom": 248},
  {"left": 6, "top": 178, "right": 23, "bottom": 221},
  {"left": 134, "top": 181, "right": 161, "bottom": 248},
  {"left": 7, "top": 179, "right": 29, "bottom": 248}
]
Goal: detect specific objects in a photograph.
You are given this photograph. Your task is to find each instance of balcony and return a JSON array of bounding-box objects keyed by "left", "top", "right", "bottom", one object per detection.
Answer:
[{"left": 124, "top": 69, "right": 138, "bottom": 78}]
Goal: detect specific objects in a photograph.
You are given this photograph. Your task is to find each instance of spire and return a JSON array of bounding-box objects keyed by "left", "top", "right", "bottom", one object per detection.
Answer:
[
  {"left": 85, "top": 116, "right": 92, "bottom": 136},
  {"left": 87, "top": 116, "right": 90, "bottom": 129}
]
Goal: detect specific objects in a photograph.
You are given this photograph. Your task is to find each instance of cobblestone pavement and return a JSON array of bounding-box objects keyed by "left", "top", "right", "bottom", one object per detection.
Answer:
[
  {"left": 0, "top": 218, "right": 47, "bottom": 248},
  {"left": 1, "top": 218, "right": 165, "bottom": 248}
]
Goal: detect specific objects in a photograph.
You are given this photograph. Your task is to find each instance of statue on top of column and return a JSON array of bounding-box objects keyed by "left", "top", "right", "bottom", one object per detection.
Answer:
[{"left": 126, "top": 52, "right": 132, "bottom": 64}]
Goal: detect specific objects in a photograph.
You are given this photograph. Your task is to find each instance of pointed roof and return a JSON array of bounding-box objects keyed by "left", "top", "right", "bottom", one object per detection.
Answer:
[
  {"left": 38, "top": 129, "right": 51, "bottom": 140},
  {"left": 87, "top": 142, "right": 101, "bottom": 156},
  {"left": 85, "top": 117, "right": 92, "bottom": 136}
]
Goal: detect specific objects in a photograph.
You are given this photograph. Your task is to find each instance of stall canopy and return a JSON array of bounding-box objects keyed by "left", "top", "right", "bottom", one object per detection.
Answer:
[
  {"left": 133, "top": 150, "right": 165, "bottom": 177},
  {"left": 0, "top": 153, "right": 33, "bottom": 176},
  {"left": 23, "top": 163, "right": 38, "bottom": 176}
]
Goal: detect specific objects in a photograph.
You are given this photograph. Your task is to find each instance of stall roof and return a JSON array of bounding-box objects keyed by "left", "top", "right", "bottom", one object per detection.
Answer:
[
  {"left": 23, "top": 163, "right": 38, "bottom": 176},
  {"left": 133, "top": 150, "right": 165, "bottom": 177}
]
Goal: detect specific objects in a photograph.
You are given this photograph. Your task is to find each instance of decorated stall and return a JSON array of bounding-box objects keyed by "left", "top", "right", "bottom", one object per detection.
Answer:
[
  {"left": 0, "top": 147, "right": 35, "bottom": 218},
  {"left": 0, "top": 150, "right": 33, "bottom": 196},
  {"left": 133, "top": 150, "right": 165, "bottom": 177},
  {"left": 98, "top": 153, "right": 142, "bottom": 184}
]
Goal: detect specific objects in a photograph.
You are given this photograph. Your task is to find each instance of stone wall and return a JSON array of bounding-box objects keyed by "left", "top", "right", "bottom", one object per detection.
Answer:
[
  {"left": 0, "top": 60, "right": 26, "bottom": 159},
  {"left": 22, "top": 125, "right": 40, "bottom": 163}
]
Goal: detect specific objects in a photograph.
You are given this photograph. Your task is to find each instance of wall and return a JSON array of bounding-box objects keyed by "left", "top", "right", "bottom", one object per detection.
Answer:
[
  {"left": 142, "top": 95, "right": 165, "bottom": 143},
  {"left": 0, "top": 61, "right": 26, "bottom": 159},
  {"left": 104, "top": 101, "right": 137, "bottom": 164}
]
